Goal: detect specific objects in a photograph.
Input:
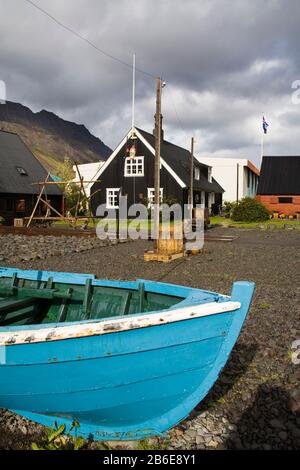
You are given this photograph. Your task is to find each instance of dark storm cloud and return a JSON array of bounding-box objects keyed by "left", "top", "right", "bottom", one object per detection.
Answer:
[{"left": 1, "top": 0, "right": 300, "bottom": 164}]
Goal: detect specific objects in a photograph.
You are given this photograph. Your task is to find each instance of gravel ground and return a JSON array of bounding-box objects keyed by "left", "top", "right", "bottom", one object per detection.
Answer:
[{"left": 0, "top": 227, "right": 299, "bottom": 450}]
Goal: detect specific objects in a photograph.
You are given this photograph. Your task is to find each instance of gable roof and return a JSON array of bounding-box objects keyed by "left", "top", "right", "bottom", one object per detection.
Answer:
[
  {"left": 0, "top": 130, "right": 62, "bottom": 195},
  {"left": 136, "top": 128, "right": 224, "bottom": 193},
  {"left": 93, "top": 126, "right": 224, "bottom": 193},
  {"left": 257, "top": 156, "right": 300, "bottom": 195}
]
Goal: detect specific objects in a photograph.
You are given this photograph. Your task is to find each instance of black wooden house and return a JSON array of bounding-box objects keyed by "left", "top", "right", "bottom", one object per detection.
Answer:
[
  {"left": 0, "top": 130, "right": 63, "bottom": 224},
  {"left": 90, "top": 127, "right": 224, "bottom": 216}
]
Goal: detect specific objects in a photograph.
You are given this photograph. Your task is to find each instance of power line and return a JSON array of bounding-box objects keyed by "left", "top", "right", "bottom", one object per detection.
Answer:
[
  {"left": 23, "top": 0, "right": 156, "bottom": 78},
  {"left": 23, "top": 0, "right": 189, "bottom": 137},
  {"left": 165, "top": 86, "right": 187, "bottom": 137}
]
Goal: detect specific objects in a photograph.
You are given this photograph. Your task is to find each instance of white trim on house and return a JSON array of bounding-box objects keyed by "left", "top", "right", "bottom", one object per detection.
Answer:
[
  {"left": 94, "top": 127, "right": 187, "bottom": 190},
  {"left": 135, "top": 128, "right": 187, "bottom": 188},
  {"left": 195, "top": 167, "right": 200, "bottom": 180},
  {"left": 106, "top": 188, "right": 120, "bottom": 208},
  {"left": 93, "top": 132, "right": 131, "bottom": 181}
]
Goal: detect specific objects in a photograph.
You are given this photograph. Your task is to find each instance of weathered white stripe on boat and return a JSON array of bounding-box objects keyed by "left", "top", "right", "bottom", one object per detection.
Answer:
[{"left": 0, "top": 301, "right": 240, "bottom": 346}]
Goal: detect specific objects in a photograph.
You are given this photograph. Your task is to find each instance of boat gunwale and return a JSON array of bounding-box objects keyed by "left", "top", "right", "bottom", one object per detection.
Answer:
[{"left": 0, "top": 300, "right": 240, "bottom": 346}]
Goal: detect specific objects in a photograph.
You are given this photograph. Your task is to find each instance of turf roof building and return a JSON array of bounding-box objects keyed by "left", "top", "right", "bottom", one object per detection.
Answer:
[{"left": 0, "top": 129, "right": 63, "bottom": 224}]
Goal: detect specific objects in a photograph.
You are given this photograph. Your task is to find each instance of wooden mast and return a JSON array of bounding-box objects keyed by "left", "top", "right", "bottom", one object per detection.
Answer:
[{"left": 154, "top": 77, "right": 162, "bottom": 246}]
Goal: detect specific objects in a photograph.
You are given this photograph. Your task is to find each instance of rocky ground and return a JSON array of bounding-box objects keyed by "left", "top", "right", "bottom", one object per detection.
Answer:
[
  {"left": 0, "top": 227, "right": 299, "bottom": 450},
  {"left": 0, "top": 233, "right": 120, "bottom": 264}
]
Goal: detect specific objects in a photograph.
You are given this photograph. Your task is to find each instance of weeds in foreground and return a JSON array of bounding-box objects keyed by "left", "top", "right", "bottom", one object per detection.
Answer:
[
  {"left": 137, "top": 438, "right": 169, "bottom": 450},
  {"left": 31, "top": 421, "right": 169, "bottom": 451},
  {"left": 31, "top": 420, "right": 86, "bottom": 450}
]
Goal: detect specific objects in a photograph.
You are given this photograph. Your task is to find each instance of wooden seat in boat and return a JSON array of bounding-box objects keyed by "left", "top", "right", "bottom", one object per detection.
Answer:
[{"left": 0, "top": 296, "right": 39, "bottom": 326}]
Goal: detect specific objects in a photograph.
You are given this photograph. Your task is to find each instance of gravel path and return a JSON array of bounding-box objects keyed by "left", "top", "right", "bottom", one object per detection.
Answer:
[{"left": 0, "top": 227, "right": 299, "bottom": 450}]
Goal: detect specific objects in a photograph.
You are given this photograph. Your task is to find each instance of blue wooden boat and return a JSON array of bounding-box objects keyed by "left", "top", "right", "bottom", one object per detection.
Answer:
[{"left": 0, "top": 267, "right": 255, "bottom": 440}]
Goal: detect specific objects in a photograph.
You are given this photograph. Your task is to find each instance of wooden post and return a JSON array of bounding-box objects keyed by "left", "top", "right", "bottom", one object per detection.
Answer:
[
  {"left": 189, "top": 137, "right": 194, "bottom": 209},
  {"left": 38, "top": 197, "right": 75, "bottom": 226},
  {"left": 236, "top": 163, "right": 239, "bottom": 203},
  {"left": 26, "top": 173, "right": 50, "bottom": 227},
  {"left": 154, "top": 77, "right": 162, "bottom": 246}
]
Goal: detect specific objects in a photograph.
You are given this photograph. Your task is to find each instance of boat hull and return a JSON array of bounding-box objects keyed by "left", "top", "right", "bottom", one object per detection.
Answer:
[{"left": 0, "top": 280, "right": 255, "bottom": 440}]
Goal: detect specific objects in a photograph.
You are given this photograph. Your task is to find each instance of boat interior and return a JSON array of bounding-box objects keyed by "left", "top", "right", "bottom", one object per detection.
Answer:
[{"left": 0, "top": 274, "right": 184, "bottom": 326}]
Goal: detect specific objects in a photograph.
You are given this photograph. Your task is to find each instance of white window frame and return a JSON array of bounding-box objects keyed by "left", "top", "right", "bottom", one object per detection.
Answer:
[
  {"left": 124, "top": 156, "right": 144, "bottom": 177},
  {"left": 208, "top": 167, "right": 212, "bottom": 183},
  {"left": 106, "top": 188, "right": 120, "bottom": 208},
  {"left": 147, "top": 187, "right": 163, "bottom": 208},
  {"left": 194, "top": 167, "right": 200, "bottom": 180}
]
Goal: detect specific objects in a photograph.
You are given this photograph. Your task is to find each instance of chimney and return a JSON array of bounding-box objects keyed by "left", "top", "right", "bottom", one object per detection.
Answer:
[{"left": 153, "top": 114, "right": 164, "bottom": 142}]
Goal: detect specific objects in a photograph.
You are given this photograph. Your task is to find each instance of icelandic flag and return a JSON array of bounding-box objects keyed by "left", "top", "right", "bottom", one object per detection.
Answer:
[{"left": 262, "top": 116, "right": 269, "bottom": 134}]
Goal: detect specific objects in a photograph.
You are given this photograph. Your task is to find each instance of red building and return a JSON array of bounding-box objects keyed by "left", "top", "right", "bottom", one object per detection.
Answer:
[{"left": 256, "top": 156, "right": 300, "bottom": 217}]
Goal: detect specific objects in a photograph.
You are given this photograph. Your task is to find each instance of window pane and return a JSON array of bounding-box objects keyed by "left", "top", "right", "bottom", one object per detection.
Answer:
[
  {"left": 124, "top": 157, "right": 144, "bottom": 176},
  {"left": 16, "top": 199, "right": 25, "bottom": 211},
  {"left": 278, "top": 197, "right": 293, "bottom": 204}
]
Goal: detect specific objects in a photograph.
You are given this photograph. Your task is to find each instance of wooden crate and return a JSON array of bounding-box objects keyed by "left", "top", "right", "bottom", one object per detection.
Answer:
[
  {"left": 157, "top": 237, "right": 184, "bottom": 255},
  {"left": 14, "top": 218, "right": 24, "bottom": 227},
  {"left": 157, "top": 225, "right": 184, "bottom": 255}
]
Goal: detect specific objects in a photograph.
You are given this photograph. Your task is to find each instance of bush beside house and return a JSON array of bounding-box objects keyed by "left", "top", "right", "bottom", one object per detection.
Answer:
[{"left": 231, "top": 197, "right": 270, "bottom": 222}]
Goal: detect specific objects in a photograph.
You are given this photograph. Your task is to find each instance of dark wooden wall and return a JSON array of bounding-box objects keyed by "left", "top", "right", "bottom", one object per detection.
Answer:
[
  {"left": 90, "top": 138, "right": 185, "bottom": 216},
  {"left": 0, "top": 194, "right": 63, "bottom": 225}
]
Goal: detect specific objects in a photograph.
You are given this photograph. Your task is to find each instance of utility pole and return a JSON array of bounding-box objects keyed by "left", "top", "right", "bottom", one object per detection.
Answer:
[
  {"left": 236, "top": 163, "right": 239, "bottom": 203},
  {"left": 154, "top": 77, "right": 162, "bottom": 244},
  {"left": 189, "top": 137, "right": 195, "bottom": 209}
]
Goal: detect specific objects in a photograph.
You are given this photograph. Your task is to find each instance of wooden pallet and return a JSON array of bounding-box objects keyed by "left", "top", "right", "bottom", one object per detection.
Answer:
[{"left": 144, "top": 250, "right": 185, "bottom": 263}]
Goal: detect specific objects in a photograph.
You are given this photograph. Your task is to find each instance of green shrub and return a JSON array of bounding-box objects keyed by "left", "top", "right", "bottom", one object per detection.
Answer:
[
  {"left": 231, "top": 197, "right": 269, "bottom": 222},
  {"left": 223, "top": 201, "right": 237, "bottom": 218}
]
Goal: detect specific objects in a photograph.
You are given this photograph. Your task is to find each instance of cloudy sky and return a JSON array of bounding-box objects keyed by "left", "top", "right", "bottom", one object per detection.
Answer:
[{"left": 1, "top": 0, "right": 300, "bottom": 165}]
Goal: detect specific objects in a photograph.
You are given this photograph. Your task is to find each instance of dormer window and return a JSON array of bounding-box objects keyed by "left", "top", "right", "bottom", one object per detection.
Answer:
[
  {"left": 16, "top": 166, "right": 28, "bottom": 175},
  {"left": 124, "top": 156, "right": 144, "bottom": 176},
  {"left": 195, "top": 167, "right": 200, "bottom": 180}
]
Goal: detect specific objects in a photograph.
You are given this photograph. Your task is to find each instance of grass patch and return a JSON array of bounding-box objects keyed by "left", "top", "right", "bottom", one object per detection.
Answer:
[
  {"left": 259, "top": 303, "right": 272, "bottom": 309},
  {"left": 210, "top": 216, "right": 300, "bottom": 229}
]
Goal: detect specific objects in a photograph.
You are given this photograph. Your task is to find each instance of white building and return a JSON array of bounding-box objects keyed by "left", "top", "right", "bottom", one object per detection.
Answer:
[
  {"left": 73, "top": 161, "right": 105, "bottom": 197},
  {"left": 196, "top": 157, "right": 260, "bottom": 203}
]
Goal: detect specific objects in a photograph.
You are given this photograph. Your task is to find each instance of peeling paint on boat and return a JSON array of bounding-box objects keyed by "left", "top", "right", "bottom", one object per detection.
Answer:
[
  {"left": 0, "top": 268, "right": 255, "bottom": 441},
  {"left": 0, "top": 301, "right": 240, "bottom": 346}
]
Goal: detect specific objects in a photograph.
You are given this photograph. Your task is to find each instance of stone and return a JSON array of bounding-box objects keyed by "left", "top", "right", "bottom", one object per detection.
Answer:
[
  {"left": 207, "top": 439, "right": 219, "bottom": 449},
  {"left": 279, "top": 431, "right": 288, "bottom": 441},
  {"left": 269, "top": 419, "right": 284, "bottom": 429},
  {"left": 196, "top": 435, "right": 204, "bottom": 445},
  {"left": 288, "top": 389, "right": 300, "bottom": 413}
]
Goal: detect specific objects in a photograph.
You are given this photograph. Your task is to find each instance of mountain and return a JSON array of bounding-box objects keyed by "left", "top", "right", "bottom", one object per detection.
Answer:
[{"left": 0, "top": 101, "right": 112, "bottom": 174}]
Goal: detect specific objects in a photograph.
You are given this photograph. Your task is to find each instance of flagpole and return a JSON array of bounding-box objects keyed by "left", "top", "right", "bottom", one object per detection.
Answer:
[
  {"left": 261, "top": 131, "right": 264, "bottom": 164},
  {"left": 131, "top": 53, "right": 136, "bottom": 130},
  {"left": 131, "top": 53, "right": 136, "bottom": 204},
  {"left": 260, "top": 113, "right": 265, "bottom": 167}
]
